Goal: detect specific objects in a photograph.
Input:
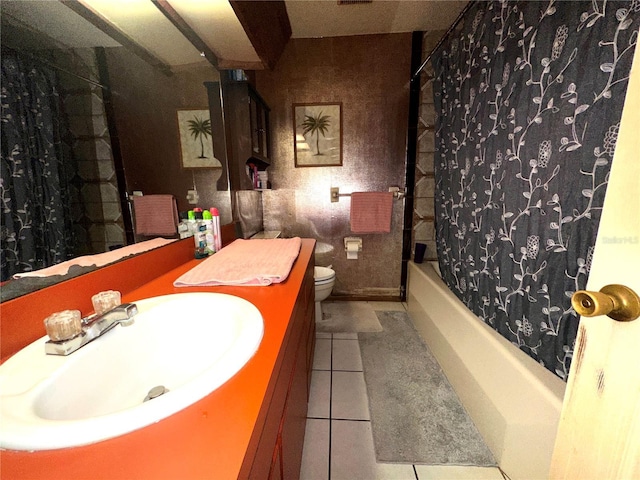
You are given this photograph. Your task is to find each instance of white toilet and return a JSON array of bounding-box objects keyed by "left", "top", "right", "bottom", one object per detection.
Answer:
[{"left": 314, "top": 266, "right": 336, "bottom": 321}]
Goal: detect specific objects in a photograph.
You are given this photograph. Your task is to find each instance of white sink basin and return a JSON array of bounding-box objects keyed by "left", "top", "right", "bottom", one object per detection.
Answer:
[{"left": 0, "top": 292, "right": 264, "bottom": 451}]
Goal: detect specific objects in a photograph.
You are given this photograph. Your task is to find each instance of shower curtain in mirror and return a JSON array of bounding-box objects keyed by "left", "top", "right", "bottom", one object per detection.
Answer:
[
  {"left": 432, "top": 1, "right": 638, "bottom": 379},
  {"left": 1, "top": 51, "right": 78, "bottom": 281}
]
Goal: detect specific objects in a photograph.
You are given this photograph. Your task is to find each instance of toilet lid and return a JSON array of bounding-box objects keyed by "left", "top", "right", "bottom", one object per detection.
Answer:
[{"left": 314, "top": 266, "right": 335, "bottom": 282}]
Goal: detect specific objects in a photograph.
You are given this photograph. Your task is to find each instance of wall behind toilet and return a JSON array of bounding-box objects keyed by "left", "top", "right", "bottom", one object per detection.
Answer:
[{"left": 255, "top": 34, "right": 411, "bottom": 298}]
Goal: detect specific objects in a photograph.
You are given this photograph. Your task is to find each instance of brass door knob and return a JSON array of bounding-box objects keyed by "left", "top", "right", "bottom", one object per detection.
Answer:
[{"left": 572, "top": 285, "right": 640, "bottom": 322}]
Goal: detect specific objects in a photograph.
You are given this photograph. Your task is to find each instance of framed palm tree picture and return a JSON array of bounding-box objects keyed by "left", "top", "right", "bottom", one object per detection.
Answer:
[
  {"left": 176, "top": 109, "right": 221, "bottom": 168},
  {"left": 293, "top": 103, "right": 342, "bottom": 167}
]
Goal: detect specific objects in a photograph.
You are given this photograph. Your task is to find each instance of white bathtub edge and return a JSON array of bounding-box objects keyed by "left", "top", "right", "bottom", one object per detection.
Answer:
[{"left": 407, "top": 261, "right": 565, "bottom": 480}]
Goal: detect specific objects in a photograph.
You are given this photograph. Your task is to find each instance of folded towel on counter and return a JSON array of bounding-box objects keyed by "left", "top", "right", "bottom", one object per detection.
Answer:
[
  {"left": 132, "top": 195, "right": 179, "bottom": 236},
  {"left": 350, "top": 191, "right": 394, "bottom": 234},
  {"left": 174, "top": 237, "right": 302, "bottom": 287},
  {"left": 12, "top": 238, "right": 176, "bottom": 278}
]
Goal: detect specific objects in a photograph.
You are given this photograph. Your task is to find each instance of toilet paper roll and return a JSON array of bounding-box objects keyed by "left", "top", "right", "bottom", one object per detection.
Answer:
[{"left": 346, "top": 242, "right": 359, "bottom": 260}]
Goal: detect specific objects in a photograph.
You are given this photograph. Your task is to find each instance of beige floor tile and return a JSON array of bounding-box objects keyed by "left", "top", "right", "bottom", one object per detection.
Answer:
[
  {"left": 313, "top": 338, "right": 332, "bottom": 370},
  {"left": 307, "top": 370, "right": 331, "bottom": 419},
  {"left": 414, "top": 465, "right": 504, "bottom": 480},
  {"left": 332, "top": 338, "right": 363, "bottom": 371},
  {"left": 331, "top": 420, "right": 416, "bottom": 480},
  {"left": 333, "top": 332, "right": 358, "bottom": 340},
  {"left": 332, "top": 371, "right": 370, "bottom": 420},
  {"left": 300, "top": 419, "right": 330, "bottom": 480}
]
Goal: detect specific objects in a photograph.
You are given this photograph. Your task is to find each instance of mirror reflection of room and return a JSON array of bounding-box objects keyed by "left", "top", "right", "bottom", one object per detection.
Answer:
[{"left": 0, "top": 3, "right": 232, "bottom": 295}]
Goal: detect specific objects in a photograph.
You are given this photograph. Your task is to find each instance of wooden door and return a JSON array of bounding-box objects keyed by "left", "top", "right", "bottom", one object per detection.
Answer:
[{"left": 549, "top": 47, "right": 640, "bottom": 478}]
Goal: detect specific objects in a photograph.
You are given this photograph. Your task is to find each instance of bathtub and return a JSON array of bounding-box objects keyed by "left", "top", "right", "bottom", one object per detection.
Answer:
[{"left": 406, "top": 261, "right": 566, "bottom": 480}]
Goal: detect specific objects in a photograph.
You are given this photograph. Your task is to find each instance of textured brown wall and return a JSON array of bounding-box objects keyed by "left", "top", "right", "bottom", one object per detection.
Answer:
[
  {"left": 104, "top": 49, "right": 232, "bottom": 223},
  {"left": 256, "top": 34, "right": 412, "bottom": 297}
]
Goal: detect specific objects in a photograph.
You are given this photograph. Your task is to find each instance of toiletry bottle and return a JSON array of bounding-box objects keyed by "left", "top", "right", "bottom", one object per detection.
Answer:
[
  {"left": 194, "top": 222, "right": 208, "bottom": 258},
  {"left": 202, "top": 210, "right": 215, "bottom": 254},
  {"left": 211, "top": 208, "right": 222, "bottom": 251},
  {"left": 191, "top": 209, "right": 207, "bottom": 258},
  {"left": 187, "top": 210, "right": 197, "bottom": 237}
]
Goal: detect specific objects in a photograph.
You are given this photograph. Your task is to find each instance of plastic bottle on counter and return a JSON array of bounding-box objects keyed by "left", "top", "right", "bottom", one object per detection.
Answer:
[
  {"left": 192, "top": 210, "right": 208, "bottom": 258},
  {"left": 186, "top": 210, "right": 198, "bottom": 237},
  {"left": 194, "top": 225, "right": 208, "bottom": 258},
  {"left": 202, "top": 210, "right": 215, "bottom": 255},
  {"left": 210, "top": 208, "right": 222, "bottom": 252}
]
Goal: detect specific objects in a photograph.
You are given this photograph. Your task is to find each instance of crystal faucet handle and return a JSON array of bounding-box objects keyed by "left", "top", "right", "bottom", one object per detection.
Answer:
[
  {"left": 92, "top": 290, "right": 122, "bottom": 315},
  {"left": 44, "top": 310, "right": 82, "bottom": 342}
]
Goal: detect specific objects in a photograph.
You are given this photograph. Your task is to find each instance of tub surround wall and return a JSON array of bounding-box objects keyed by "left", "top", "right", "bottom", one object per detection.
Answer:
[
  {"left": 255, "top": 34, "right": 411, "bottom": 298},
  {"left": 411, "top": 30, "right": 444, "bottom": 263},
  {"left": 407, "top": 261, "right": 565, "bottom": 480},
  {"left": 53, "top": 48, "right": 126, "bottom": 254}
]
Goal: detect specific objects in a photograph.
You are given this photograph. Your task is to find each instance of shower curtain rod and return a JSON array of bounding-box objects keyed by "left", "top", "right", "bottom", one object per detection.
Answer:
[
  {"left": 412, "top": 0, "right": 477, "bottom": 80},
  {"left": 3, "top": 46, "right": 109, "bottom": 90}
]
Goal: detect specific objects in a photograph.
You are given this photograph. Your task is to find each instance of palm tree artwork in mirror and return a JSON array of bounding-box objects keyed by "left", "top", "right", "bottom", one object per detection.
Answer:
[
  {"left": 177, "top": 109, "right": 221, "bottom": 168},
  {"left": 294, "top": 103, "right": 342, "bottom": 167}
]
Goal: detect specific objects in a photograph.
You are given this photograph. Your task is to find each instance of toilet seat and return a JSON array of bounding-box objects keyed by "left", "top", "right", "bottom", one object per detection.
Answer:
[
  {"left": 314, "top": 266, "right": 335, "bottom": 283},
  {"left": 314, "top": 266, "right": 336, "bottom": 321}
]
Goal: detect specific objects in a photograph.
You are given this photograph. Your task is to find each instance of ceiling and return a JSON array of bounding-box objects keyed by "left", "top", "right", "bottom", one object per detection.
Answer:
[
  {"left": 286, "top": 0, "right": 467, "bottom": 39},
  {"left": 1, "top": 0, "right": 467, "bottom": 71}
]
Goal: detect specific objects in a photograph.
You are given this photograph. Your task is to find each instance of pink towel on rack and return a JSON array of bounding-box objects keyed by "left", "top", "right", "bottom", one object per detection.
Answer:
[
  {"left": 350, "top": 192, "right": 394, "bottom": 233},
  {"left": 132, "top": 195, "right": 178, "bottom": 236},
  {"left": 174, "top": 237, "right": 302, "bottom": 287}
]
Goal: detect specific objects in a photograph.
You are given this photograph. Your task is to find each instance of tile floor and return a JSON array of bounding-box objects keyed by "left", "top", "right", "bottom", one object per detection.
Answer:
[{"left": 299, "top": 302, "right": 506, "bottom": 480}]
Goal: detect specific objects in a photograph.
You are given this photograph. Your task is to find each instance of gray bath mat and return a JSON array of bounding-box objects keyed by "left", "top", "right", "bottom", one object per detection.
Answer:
[
  {"left": 316, "top": 301, "right": 383, "bottom": 333},
  {"left": 359, "top": 311, "right": 496, "bottom": 466}
]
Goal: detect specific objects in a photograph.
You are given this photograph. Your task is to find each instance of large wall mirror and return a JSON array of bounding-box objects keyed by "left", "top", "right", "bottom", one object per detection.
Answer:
[{"left": 1, "top": 3, "right": 233, "bottom": 300}]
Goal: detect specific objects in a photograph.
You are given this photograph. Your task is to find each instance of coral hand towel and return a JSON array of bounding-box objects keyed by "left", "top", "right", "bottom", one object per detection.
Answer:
[
  {"left": 350, "top": 192, "right": 394, "bottom": 234},
  {"left": 132, "top": 195, "right": 178, "bottom": 236},
  {"left": 174, "top": 237, "right": 302, "bottom": 287}
]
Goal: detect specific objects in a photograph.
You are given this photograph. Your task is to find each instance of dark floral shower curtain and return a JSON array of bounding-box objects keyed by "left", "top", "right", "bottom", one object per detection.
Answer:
[
  {"left": 432, "top": 1, "right": 638, "bottom": 379},
  {"left": 1, "top": 51, "right": 78, "bottom": 280}
]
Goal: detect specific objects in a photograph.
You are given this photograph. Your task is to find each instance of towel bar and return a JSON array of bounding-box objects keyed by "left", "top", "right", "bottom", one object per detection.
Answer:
[{"left": 330, "top": 186, "right": 404, "bottom": 203}]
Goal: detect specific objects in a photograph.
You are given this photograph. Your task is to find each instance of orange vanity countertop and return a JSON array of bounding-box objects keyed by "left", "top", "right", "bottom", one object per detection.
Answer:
[{"left": 0, "top": 238, "right": 315, "bottom": 480}]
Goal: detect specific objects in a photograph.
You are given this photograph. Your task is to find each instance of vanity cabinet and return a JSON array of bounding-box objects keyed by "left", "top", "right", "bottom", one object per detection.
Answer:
[
  {"left": 243, "top": 257, "right": 315, "bottom": 479},
  {"left": 0, "top": 238, "right": 317, "bottom": 480},
  {"left": 219, "top": 80, "right": 271, "bottom": 191}
]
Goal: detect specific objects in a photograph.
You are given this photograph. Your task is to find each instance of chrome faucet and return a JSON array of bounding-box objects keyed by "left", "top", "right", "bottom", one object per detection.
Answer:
[{"left": 45, "top": 303, "right": 138, "bottom": 356}]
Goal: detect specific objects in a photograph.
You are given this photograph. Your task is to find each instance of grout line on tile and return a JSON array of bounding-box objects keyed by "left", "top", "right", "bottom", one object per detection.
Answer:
[
  {"left": 331, "top": 368, "right": 362, "bottom": 373},
  {"left": 307, "top": 415, "right": 331, "bottom": 420},
  {"left": 328, "top": 334, "right": 333, "bottom": 480},
  {"left": 330, "top": 418, "right": 371, "bottom": 423}
]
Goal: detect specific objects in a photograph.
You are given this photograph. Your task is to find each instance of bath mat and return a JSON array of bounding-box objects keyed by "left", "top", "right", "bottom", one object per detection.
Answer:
[
  {"left": 315, "top": 301, "right": 383, "bottom": 333},
  {"left": 359, "top": 311, "right": 496, "bottom": 466}
]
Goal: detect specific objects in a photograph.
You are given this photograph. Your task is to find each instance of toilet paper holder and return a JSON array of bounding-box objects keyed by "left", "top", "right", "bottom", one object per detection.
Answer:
[{"left": 344, "top": 237, "right": 362, "bottom": 252}]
